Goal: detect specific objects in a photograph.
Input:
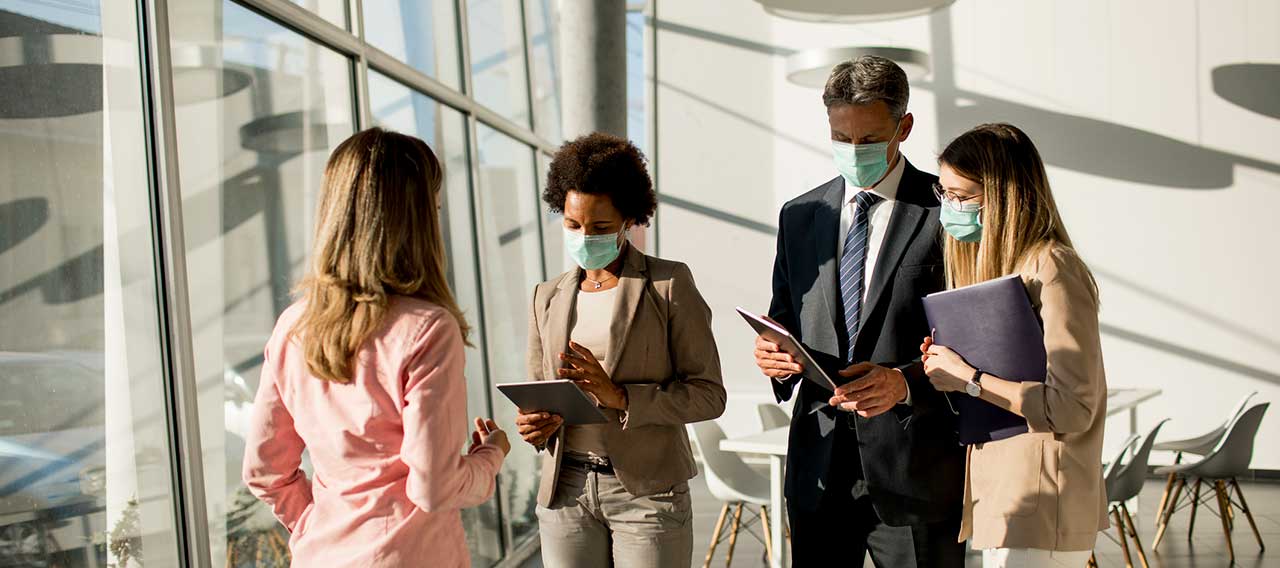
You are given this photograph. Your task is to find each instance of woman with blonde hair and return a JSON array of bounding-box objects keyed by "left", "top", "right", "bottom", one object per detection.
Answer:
[
  {"left": 921, "top": 123, "right": 1108, "bottom": 567},
  {"left": 242, "top": 128, "right": 509, "bottom": 567}
]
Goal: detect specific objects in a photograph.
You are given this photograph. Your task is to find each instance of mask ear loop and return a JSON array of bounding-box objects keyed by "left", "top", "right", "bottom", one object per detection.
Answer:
[{"left": 618, "top": 222, "right": 632, "bottom": 249}]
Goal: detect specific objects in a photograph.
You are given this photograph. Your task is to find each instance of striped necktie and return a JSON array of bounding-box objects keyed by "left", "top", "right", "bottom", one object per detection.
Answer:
[{"left": 839, "top": 190, "right": 883, "bottom": 363}]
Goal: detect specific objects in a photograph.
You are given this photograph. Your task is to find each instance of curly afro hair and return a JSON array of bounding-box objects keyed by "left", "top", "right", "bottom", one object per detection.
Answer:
[{"left": 543, "top": 132, "right": 656, "bottom": 226}]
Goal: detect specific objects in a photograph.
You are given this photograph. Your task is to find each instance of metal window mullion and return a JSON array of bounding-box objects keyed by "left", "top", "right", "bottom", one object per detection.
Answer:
[
  {"left": 136, "top": 0, "right": 211, "bottom": 566},
  {"left": 518, "top": 0, "right": 548, "bottom": 282},
  {"left": 518, "top": 0, "right": 537, "bottom": 136},
  {"left": 453, "top": 0, "right": 473, "bottom": 96},
  {"left": 462, "top": 110, "right": 512, "bottom": 557},
  {"left": 647, "top": 0, "right": 660, "bottom": 256},
  {"left": 234, "top": 0, "right": 560, "bottom": 154},
  {"left": 352, "top": 0, "right": 372, "bottom": 128},
  {"left": 236, "top": 0, "right": 363, "bottom": 55}
]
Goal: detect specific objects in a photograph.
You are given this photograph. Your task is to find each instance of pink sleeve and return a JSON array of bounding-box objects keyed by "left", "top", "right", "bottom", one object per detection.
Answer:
[
  {"left": 241, "top": 344, "right": 313, "bottom": 531},
  {"left": 400, "top": 312, "right": 503, "bottom": 513}
]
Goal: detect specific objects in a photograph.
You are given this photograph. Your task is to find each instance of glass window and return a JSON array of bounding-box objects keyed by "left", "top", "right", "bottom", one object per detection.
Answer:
[
  {"left": 474, "top": 124, "right": 543, "bottom": 548},
  {"left": 526, "top": 0, "right": 562, "bottom": 143},
  {"left": 626, "top": 9, "right": 648, "bottom": 153},
  {"left": 290, "top": 0, "right": 347, "bottom": 29},
  {"left": 537, "top": 153, "right": 568, "bottom": 278},
  {"left": 466, "top": 0, "right": 532, "bottom": 126},
  {"left": 363, "top": 0, "right": 462, "bottom": 89},
  {"left": 167, "top": 0, "right": 355, "bottom": 564},
  {"left": 0, "top": 2, "right": 183, "bottom": 567},
  {"left": 367, "top": 71, "right": 504, "bottom": 567}
]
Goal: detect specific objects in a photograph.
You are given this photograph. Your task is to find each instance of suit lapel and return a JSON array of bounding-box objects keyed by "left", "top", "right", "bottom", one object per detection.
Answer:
[
  {"left": 604, "top": 245, "right": 647, "bottom": 378},
  {"left": 813, "top": 177, "right": 846, "bottom": 333},
  {"left": 542, "top": 270, "right": 578, "bottom": 380},
  {"left": 859, "top": 163, "right": 929, "bottom": 332}
]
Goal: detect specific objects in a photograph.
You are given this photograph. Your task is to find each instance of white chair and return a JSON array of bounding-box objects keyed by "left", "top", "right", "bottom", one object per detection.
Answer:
[
  {"left": 687, "top": 421, "right": 778, "bottom": 567},
  {"left": 1091, "top": 419, "right": 1168, "bottom": 568},
  {"left": 756, "top": 403, "right": 790, "bottom": 431},
  {"left": 1151, "top": 391, "right": 1256, "bottom": 525},
  {"left": 1152, "top": 403, "right": 1269, "bottom": 564}
]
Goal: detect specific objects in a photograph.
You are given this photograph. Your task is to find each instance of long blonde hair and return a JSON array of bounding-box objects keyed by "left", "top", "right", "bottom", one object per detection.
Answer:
[
  {"left": 292, "top": 127, "right": 470, "bottom": 383},
  {"left": 938, "top": 123, "right": 1098, "bottom": 299}
]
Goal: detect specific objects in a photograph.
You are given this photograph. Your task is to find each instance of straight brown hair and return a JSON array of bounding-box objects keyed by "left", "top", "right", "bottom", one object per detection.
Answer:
[
  {"left": 292, "top": 127, "right": 470, "bottom": 383},
  {"left": 938, "top": 123, "right": 1098, "bottom": 300}
]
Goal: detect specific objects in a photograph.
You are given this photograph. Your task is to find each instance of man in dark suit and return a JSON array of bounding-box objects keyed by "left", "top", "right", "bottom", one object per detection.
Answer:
[{"left": 752, "top": 56, "right": 965, "bottom": 566}]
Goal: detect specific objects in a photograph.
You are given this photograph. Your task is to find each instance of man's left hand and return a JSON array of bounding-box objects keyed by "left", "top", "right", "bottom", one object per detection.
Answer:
[{"left": 828, "top": 363, "right": 907, "bottom": 418}]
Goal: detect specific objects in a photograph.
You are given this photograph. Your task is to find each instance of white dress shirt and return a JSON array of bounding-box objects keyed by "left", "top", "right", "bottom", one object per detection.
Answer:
[
  {"left": 836, "top": 156, "right": 905, "bottom": 295},
  {"left": 837, "top": 157, "right": 912, "bottom": 405}
]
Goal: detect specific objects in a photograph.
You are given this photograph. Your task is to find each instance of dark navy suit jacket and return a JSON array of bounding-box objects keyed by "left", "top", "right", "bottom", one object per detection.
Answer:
[{"left": 769, "top": 159, "right": 965, "bottom": 526}]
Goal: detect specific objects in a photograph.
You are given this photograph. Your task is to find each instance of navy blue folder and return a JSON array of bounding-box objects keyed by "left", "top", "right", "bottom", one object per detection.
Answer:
[{"left": 922, "top": 274, "right": 1046, "bottom": 445}]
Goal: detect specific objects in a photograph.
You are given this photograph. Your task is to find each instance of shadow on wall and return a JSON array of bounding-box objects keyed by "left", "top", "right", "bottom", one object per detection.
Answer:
[
  {"left": 650, "top": 11, "right": 1280, "bottom": 390},
  {"left": 0, "top": 197, "right": 48, "bottom": 255},
  {"left": 1212, "top": 63, "right": 1280, "bottom": 120},
  {"left": 924, "top": 10, "right": 1280, "bottom": 190}
]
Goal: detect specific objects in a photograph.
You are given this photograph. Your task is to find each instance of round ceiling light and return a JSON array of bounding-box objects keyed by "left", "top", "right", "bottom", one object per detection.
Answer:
[
  {"left": 786, "top": 46, "right": 931, "bottom": 88},
  {"left": 756, "top": 0, "right": 956, "bottom": 22}
]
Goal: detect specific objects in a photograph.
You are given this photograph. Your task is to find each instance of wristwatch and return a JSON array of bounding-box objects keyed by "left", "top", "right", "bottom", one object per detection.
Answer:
[{"left": 965, "top": 369, "right": 984, "bottom": 397}]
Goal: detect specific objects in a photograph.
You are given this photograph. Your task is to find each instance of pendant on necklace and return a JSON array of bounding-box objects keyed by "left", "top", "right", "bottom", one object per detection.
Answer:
[{"left": 593, "top": 281, "right": 602, "bottom": 290}]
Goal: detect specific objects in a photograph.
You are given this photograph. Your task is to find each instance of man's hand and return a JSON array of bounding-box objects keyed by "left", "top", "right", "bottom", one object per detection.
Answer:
[
  {"left": 827, "top": 363, "right": 907, "bottom": 418},
  {"left": 558, "top": 341, "right": 628, "bottom": 410},
  {"left": 515, "top": 409, "right": 563, "bottom": 447},
  {"left": 754, "top": 335, "right": 803, "bottom": 379}
]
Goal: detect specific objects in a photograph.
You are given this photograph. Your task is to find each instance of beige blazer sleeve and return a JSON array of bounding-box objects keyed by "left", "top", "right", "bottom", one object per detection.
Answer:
[
  {"left": 1016, "top": 248, "right": 1105, "bottom": 434},
  {"left": 620, "top": 263, "right": 726, "bottom": 429}
]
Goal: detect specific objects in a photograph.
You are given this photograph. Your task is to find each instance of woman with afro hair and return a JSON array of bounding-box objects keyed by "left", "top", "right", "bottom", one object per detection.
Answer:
[{"left": 516, "top": 132, "right": 725, "bottom": 567}]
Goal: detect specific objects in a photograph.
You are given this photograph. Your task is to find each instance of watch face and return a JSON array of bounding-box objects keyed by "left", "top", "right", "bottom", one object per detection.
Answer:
[{"left": 965, "top": 381, "right": 981, "bottom": 397}]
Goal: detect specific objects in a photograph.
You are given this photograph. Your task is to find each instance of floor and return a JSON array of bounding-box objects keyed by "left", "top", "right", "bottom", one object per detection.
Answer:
[{"left": 519, "top": 466, "right": 1280, "bottom": 567}]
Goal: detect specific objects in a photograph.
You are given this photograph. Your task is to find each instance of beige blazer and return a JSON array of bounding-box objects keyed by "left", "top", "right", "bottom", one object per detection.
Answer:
[
  {"left": 527, "top": 244, "right": 726, "bottom": 507},
  {"left": 959, "top": 245, "right": 1110, "bottom": 551}
]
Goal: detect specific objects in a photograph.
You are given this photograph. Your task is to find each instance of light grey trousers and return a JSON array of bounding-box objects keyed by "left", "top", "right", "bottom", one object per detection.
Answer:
[{"left": 536, "top": 462, "right": 693, "bottom": 568}]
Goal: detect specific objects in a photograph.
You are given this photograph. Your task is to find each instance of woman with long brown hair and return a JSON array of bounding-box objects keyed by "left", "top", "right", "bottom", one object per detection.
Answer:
[
  {"left": 242, "top": 128, "right": 509, "bottom": 567},
  {"left": 921, "top": 123, "right": 1108, "bottom": 567}
]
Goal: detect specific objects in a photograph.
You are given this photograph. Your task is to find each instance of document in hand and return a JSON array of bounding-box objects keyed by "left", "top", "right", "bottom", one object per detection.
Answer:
[
  {"left": 923, "top": 274, "right": 1046, "bottom": 445},
  {"left": 496, "top": 380, "right": 609, "bottom": 425},
  {"left": 735, "top": 307, "right": 838, "bottom": 392}
]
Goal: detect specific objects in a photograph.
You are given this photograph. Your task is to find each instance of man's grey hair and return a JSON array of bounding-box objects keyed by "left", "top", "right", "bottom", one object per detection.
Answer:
[{"left": 822, "top": 55, "right": 910, "bottom": 119}]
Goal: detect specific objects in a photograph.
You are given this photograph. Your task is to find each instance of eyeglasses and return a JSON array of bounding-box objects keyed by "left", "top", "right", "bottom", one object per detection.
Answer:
[{"left": 932, "top": 182, "right": 983, "bottom": 212}]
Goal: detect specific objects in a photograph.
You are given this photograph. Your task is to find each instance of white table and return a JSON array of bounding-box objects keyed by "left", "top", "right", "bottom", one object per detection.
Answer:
[
  {"left": 719, "top": 427, "right": 790, "bottom": 568},
  {"left": 718, "top": 388, "right": 1162, "bottom": 568},
  {"left": 1106, "top": 388, "right": 1162, "bottom": 441}
]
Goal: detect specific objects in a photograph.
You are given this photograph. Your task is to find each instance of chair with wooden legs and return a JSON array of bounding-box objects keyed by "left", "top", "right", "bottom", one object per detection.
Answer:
[
  {"left": 1151, "top": 392, "right": 1256, "bottom": 529},
  {"left": 688, "top": 422, "right": 785, "bottom": 567},
  {"left": 1095, "top": 419, "right": 1168, "bottom": 568},
  {"left": 1152, "top": 403, "right": 1269, "bottom": 564}
]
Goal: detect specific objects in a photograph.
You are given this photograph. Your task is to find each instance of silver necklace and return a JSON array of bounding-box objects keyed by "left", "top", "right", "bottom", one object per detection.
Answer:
[{"left": 584, "top": 274, "right": 617, "bottom": 290}]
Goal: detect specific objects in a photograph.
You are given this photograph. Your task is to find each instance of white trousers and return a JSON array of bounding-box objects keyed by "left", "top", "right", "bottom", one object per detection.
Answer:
[{"left": 982, "top": 548, "right": 1093, "bottom": 568}]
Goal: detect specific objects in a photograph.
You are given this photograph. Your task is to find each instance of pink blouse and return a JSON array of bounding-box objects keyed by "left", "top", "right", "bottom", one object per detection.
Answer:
[{"left": 242, "top": 297, "right": 502, "bottom": 567}]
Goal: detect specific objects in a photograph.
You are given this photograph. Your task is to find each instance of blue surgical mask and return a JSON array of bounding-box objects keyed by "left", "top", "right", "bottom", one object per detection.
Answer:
[
  {"left": 832, "top": 122, "right": 901, "bottom": 188},
  {"left": 564, "top": 227, "right": 625, "bottom": 270},
  {"left": 939, "top": 201, "right": 983, "bottom": 242}
]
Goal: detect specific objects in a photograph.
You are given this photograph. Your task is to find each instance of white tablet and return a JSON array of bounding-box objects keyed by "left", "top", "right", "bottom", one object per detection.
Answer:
[
  {"left": 496, "top": 380, "right": 610, "bottom": 425},
  {"left": 736, "top": 306, "right": 838, "bottom": 392}
]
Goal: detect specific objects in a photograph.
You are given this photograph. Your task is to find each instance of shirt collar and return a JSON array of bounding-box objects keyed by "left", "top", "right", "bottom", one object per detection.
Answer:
[{"left": 843, "top": 155, "right": 906, "bottom": 205}]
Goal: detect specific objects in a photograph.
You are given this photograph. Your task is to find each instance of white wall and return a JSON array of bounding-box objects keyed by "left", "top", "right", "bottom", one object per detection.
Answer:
[{"left": 654, "top": 0, "right": 1280, "bottom": 468}]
